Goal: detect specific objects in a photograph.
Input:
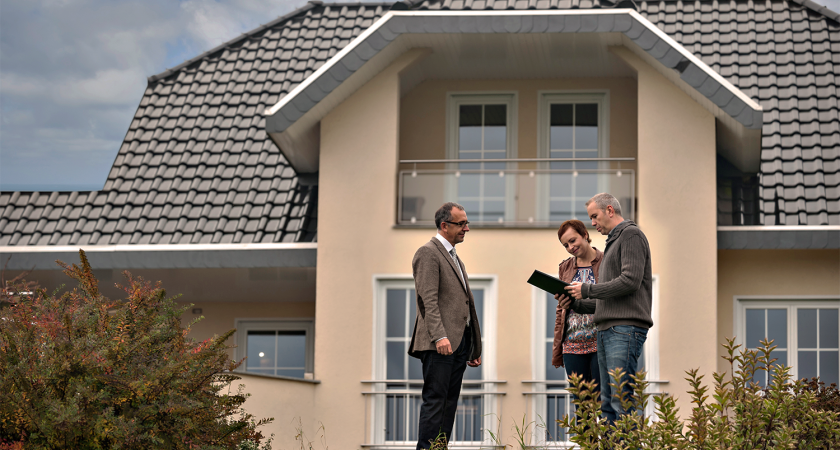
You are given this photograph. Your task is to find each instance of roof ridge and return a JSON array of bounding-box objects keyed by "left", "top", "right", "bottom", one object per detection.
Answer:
[
  {"left": 147, "top": 1, "right": 322, "bottom": 84},
  {"left": 146, "top": 0, "right": 840, "bottom": 85},
  {"left": 412, "top": 0, "right": 839, "bottom": 21}
]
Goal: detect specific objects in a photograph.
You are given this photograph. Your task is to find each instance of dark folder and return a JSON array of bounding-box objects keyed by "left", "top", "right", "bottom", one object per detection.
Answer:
[{"left": 527, "top": 270, "right": 571, "bottom": 295}]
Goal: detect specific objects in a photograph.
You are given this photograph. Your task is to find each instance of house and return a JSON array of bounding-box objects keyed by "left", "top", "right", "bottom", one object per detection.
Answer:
[{"left": 2, "top": 0, "right": 839, "bottom": 447}]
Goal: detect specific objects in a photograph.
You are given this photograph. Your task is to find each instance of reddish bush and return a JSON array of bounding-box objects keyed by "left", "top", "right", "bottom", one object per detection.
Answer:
[{"left": 0, "top": 251, "right": 272, "bottom": 449}]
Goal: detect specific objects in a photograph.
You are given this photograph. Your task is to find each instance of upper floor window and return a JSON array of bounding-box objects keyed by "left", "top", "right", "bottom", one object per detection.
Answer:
[
  {"left": 447, "top": 94, "right": 517, "bottom": 223},
  {"left": 538, "top": 92, "right": 610, "bottom": 222}
]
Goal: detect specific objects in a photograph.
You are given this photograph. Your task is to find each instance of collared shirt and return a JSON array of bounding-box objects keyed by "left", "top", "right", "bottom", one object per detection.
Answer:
[
  {"left": 435, "top": 233, "right": 466, "bottom": 288},
  {"left": 434, "top": 232, "right": 470, "bottom": 341}
]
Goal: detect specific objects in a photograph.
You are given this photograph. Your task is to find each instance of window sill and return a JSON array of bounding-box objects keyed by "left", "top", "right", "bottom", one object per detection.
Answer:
[{"left": 234, "top": 371, "right": 321, "bottom": 384}]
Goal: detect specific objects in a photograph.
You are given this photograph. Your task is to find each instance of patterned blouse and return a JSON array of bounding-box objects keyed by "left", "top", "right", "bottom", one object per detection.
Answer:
[{"left": 562, "top": 267, "right": 598, "bottom": 354}]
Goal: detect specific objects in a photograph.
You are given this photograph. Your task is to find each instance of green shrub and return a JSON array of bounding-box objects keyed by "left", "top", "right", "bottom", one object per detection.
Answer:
[
  {"left": 803, "top": 377, "right": 840, "bottom": 445},
  {"left": 560, "top": 338, "right": 840, "bottom": 449},
  {"left": 0, "top": 251, "right": 272, "bottom": 449}
]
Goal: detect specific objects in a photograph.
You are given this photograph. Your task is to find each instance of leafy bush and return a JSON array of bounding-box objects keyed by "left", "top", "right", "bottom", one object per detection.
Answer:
[
  {"left": 803, "top": 377, "right": 840, "bottom": 445},
  {"left": 560, "top": 338, "right": 840, "bottom": 449},
  {"left": 0, "top": 251, "right": 272, "bottom": 449}
]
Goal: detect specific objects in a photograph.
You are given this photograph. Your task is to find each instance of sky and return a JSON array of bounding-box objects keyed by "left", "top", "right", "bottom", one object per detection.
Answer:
[
  {"left": 1, "top": 0, "right": 840, "bottom": 192},
  {"left": 0, "top": 0, "right": 301, "bottom": 191}
]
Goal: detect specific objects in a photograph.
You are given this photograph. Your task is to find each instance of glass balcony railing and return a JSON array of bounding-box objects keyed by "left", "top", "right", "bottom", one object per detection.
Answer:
[{"left": 398, "top": 159, "right": 635, "bottom": 227}]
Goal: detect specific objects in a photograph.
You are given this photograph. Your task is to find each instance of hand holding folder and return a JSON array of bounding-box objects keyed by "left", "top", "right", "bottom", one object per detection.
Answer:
[
  {"left": 527, "top": 270, "right": 575, "bottom": 309},
  {"left": 527, "top": 270, "right": 572, "bottom": 295}
]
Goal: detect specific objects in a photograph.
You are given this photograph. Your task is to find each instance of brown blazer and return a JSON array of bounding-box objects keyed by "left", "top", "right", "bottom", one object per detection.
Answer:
[
  {"left": 408, "top": 237, "right": 482, "bottom": 361},
  {"left": 552, "top": 248, "right": 603, "bottom": 368}
]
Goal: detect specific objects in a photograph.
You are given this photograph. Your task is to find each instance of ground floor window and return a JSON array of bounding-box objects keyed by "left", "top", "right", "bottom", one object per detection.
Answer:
[
  {"left": 529, "top": 275, "right": 660, "bottom": 443},
  {"left": 234, "top": 319, "right": 314, "bottom": 379},
  {"left": 370, "top": 277, "right": 498, "bottom": 446},
  {"left": 735, "top": 298, "right": 840, "bottom": 386}
]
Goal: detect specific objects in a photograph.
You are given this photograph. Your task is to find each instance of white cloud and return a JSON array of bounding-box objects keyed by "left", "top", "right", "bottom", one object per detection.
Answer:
[
  {"left": 56, "top": 68, "right": 148, "bottom": 106},
  {"left": 181, "top": 0, "right": 303, "bottom": 49},
  {"left": 0, "top": 0, "right": 301, "bottom": 190}
]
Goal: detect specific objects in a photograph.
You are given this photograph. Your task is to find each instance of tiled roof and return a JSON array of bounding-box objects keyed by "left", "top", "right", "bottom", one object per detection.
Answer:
[
  {"left": 1, "top": 0, "right": 838, "bottom": 248},
  {"left": 413, "top": 0, "right": 840, "bottom": 225},
  {"left": 0, "top": 2, "right": 392, "bottom": 246}
]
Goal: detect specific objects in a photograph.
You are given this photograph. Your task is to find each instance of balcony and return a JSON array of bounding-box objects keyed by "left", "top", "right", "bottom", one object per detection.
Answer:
[
  {"left": 361, "top": 379, "right": 506, "bottom": 448},
  {"left": 398, "top": 158, "right": 636, "bottom": 227}
]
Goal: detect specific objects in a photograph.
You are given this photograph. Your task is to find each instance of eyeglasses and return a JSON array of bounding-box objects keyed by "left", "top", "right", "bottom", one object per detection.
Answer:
[{"left": 444, "top": 221, "right": 470, "bottom": 228}]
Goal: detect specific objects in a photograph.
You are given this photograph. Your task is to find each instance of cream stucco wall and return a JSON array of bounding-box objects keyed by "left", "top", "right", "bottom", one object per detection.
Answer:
[
  {"left": 611, "top": 47, "right": 719, "bottom": 417},
  {"left": 313, "top": 49, "right": 623, "bottom": 446},
  {"left": 185, "top": 299, "right": 319, "bottom": 449},
  {"left": 263, "top": 45, "right": 721, "bottom": 447},
  {"left": 716, "top": 249, "right": 840, "bottom": 373}
]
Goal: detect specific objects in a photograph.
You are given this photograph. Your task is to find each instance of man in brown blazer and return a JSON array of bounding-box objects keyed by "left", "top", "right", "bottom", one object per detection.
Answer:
[{"left": 409, "top": 202, "right": 482, "bottom": 449}]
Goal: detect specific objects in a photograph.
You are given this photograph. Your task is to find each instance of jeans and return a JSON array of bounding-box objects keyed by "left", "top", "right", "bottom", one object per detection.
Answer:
[
  {"left": 563, "top": 352, "right": 601, "bottom": 400},
  {"left": 564, "top": 352, "right": 600, "bottom": 428},
  {"left": 597, "top": 325, "right": 648, "bottom": 424},
  {"left": 416, "top": 326, "right": 471, "bottom": 449}
]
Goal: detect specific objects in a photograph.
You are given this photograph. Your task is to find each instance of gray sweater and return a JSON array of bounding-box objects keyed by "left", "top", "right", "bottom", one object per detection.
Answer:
[{"left": 572, "top": 220, "right": 654, "bottom": 331}]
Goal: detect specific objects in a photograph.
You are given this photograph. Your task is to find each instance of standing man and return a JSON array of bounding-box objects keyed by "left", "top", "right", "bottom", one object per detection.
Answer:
[
  {"left": 409, "top": 202, "right": 482, "bottom": 449},
  {"left": 558, "top": 193, "right": 653, "bottom": 424}
]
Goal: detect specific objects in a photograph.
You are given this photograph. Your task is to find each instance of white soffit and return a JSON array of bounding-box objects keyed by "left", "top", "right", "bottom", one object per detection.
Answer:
[{"left": 265, "top": 9, "right": 763, "bottom": 173}]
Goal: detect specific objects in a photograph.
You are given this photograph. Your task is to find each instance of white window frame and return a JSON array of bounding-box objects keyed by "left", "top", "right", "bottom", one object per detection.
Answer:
[
  {"left": 733, "top": 296, "right": 840, "bottom": 382},
  {"left": 445, "top": 93, "right": 518, "bottom": 223},
  {"left": 371, "top": 274, "right": 499, "bottom": 446},
  {"left": 234, "top": 318, "right": 315, "bottom": 379},
  {"left": 529, "top": 274, "right": 659, "bottom": 442},
  {"left": 536, "top": 91, "right": 610, "bottom": 223}
]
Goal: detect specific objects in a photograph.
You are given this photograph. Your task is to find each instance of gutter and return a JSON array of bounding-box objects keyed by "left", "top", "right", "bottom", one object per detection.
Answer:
[
  {"left": 0, "top": 243, "right": 317, "bottom": 270},
  {"left": 717, "top": 226, "right": 840, "bottom": 250}
]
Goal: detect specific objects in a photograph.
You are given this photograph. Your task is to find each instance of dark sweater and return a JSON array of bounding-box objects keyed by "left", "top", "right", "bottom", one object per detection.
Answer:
[{"left": 571, "top": 220, "right": 654, "bottom": 331}]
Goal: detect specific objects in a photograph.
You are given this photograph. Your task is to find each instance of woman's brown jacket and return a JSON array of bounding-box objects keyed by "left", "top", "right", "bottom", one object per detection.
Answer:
[{"left": 551, "top": 248, "right": 603, "bottom": 368}]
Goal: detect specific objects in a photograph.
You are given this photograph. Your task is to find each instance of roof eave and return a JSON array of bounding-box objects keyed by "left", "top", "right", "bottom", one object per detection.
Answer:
[
  {"left": 264, "top": 9, "right": 763, "bottom": 174},
  {"left": 718, "top": 226, "right": 840, "bottom": 250},
  {"left": 0, "top": 243, "right": 317, "bottom": 270}
]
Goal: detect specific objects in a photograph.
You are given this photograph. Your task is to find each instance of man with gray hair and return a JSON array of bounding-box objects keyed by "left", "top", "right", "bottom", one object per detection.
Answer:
[
  {"left": 409, "top": 202, "right": 482, "bottom": 448},
  {"left": 558, "top": 193, "right": 653, "bottom": 424}
]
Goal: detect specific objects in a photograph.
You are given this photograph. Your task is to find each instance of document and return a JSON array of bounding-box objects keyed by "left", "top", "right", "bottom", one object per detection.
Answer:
[{"left": 527, "top": 270, "right": 572, "bottom": 296}]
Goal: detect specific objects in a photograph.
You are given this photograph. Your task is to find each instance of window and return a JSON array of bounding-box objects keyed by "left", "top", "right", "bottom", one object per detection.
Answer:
[
  {"left": 530, "top": 275, "right": 659, "bottom": 443},
  {"left": 371, "top": 277, "right": 498, "bottom": 446},
  {"left": 447, "top": 94, "right": 517, "bottom": 223},
  {"left": 234, "top": 319, "right": 314, "bottom": 379},
  {"left": 735, "top": 299, "right": 840, "bottom": 386},
  {"left": 537, "top": 92, "right": 609, "bottom": 222}
]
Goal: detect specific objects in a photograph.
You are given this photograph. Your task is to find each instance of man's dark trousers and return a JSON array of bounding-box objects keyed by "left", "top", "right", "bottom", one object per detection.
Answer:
[{"left": 416, "top": 325, "right": 471, "bottom": 449}]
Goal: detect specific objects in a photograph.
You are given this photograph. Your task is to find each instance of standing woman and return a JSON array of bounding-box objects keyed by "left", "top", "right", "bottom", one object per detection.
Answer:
[{"left": 552, "top": 220, "right": 603, "bottom": 397}]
